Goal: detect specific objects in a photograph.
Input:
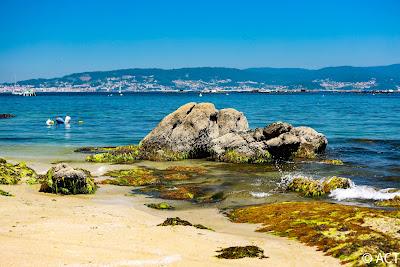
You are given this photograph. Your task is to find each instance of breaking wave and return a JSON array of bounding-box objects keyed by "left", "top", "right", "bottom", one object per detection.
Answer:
[{"left": 330, "top": 186, "right": 400, "bottom": 201}]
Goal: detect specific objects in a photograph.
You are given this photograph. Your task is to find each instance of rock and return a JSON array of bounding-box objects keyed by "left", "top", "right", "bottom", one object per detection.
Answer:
[
  {"left": 0, "top": 114, "right": 15, "bottom": 119},
  {"left": 39, "top": 163, "right": 96, "bottom": 194},
  {"left": 0, "top": 159, "right": 37, "bottom": 185},
  {"left": 263, "top": 121, "right": 292, "bottom": 139},
  {"left": 138, "top": 102, "right": 328, "bottom": 162}
]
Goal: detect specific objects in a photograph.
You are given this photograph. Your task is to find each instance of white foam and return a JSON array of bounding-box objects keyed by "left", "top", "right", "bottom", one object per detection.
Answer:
[
  {"left": 330, "top": 186, "right": 400, "bottom": 201},
  {"left": 250, "top": 191, "right": 271, "bottom": 198}
]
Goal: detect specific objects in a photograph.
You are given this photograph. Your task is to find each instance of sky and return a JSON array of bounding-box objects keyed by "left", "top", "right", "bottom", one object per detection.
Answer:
[{"left": 0, "top": 0, "right": 399, "bottom": 82}]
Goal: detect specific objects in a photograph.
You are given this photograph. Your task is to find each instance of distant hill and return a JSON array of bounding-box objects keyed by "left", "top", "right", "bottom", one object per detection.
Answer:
[{"left": 4, "top": 64, "right": 400, "bottom": 91}]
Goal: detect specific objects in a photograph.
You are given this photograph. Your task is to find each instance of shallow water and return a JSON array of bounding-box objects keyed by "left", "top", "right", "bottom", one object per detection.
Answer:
[{"left": 0, "top": 92, "right": 399, "bottom": 205}]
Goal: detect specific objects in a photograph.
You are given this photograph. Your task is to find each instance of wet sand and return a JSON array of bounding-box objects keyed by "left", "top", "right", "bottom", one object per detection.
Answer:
[
  {"left": 0, "top": 157, "right": 341, "bottom": 267},
  {"left": 0, "top": 185, "right": 341, "bottom": 267}
]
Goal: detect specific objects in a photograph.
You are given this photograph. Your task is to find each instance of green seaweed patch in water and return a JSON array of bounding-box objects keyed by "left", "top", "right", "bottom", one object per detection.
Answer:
[
  {"left": 287, "top": 176, "right": 351, "bottom": 197},
  {"left": 162, "top": 165, "right": 207, "bottom": 181},
  {"left": 376, "top": 196, "right": 400, "bottom": 208},
  {"left": 158, "top": 217, "right": 212, "bottom": 230},
  {"left": 0, "top": 160, "right": 37, "bottom": 185},
  {"left": 145, "top": 202, "right": 174, "bottom": 210},
  {"left": 215, "top": 246, "right": 267, "bottom": 259},
  {"left": 228, "top": 201, "right": 400, "bottom": 266},
  {"left": 102, "top": 167, "right": 159, "bottom": 186},
  {"left": 74, "top": 146, "right": 116, "bottom": 153},
  {"left": 0, "top": 189, "right": 13, "bottom": 197},
  {"left": 86, "top": 145, "right": 140, "bottom": 163},
  {"left": 321, "top": 159, "right": 344, "bottom": 166}
]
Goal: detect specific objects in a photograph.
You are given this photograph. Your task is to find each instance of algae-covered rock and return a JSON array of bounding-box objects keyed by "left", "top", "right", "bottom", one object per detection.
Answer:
[
  {"left": 0, "top": 189, "right": 13, "bottom": 196},
  {"left": 287, "top": 176, "right": 351, "bottom": 197},
  {"left": 145, "top": 202, "right": 174, "bottom": 210},
  {"left": 216, "top": 246, "right": 267, "bottom": 259},
  {"left": 0, "top": 159, "right": 37, "bottom": 185},
  {"left": 321, "top": 159, "right": 344, "bottom": 165},
  {"left": 376, "top": 196, "right": 400, "bottom": 208},
  {"left": 0, "top": 114, "right": 15, "bottom": 119},
  {"left": 102, "top": 167, "right": 158, "bottom": 186},
  {"left": 162, "top": 165, "right": 207, "bottom": 180},
  {"left": 39, "top": 163, "right": 96, "bottom": 194},
  {"left": 86, "top": 145, "right": 140, "bottom": 163},
  {"left": 228, "top": 201, "right": 400, "bottom": 266},
  {"left": 158, "top": 217, "right": 212, "bottom": 230}
]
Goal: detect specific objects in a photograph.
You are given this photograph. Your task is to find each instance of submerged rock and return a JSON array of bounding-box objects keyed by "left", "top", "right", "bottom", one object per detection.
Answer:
[
  {"left": 228, "top": 201, "right": 400, "bottom": 266},
  {"left": 216, "top": 246, "right": 267, "bottom": 259},
  {"left": 376, "top": 196, "right": 400, "bottom": 208},
  {"left": 39, "top": 163, "right": 96, "bottom": 194},
  {"left": 0, "top": 159, "right": 37, "bottom": 185},
  {"left": 139, "top": 103, "right": 327, "bottom": 162},
  {"left": 85, "top": 145, "right": 140, "bottom": 163}
]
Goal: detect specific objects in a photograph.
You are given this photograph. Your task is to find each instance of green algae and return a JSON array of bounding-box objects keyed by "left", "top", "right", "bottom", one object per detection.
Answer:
[
  {"left": 0, "top": 189, "right": 13, "bottom": 197},
  {"left": 219, "top": 150, "right": 272, "bottom": 164},
  {"left": 86, "top": 145, "right": 140, "bottom": 163},
  {"left": 287, "top": 176, "right": 351, "bottom": 197},
  {"left": 102, "top": 167, "right": 159, "bottom": 186},
  {"left": 228, "top": 201, "right": 400, "bottom": 266},
  {"left": 158, "top": 217, "right": 212, "bottom": 230},
  {"left": 39, "top": 166, "right": 96, "bottom": 195},
  {"left": 139, "top": 148, "right": 190, "bottom": 161},
  {"left": 162, "top": 165, "right": 207, "bottom": 181},
  {"left": 376, "top": 196, "right": 400, "bottom": 208},
  {"left": 215, "top": 246, "right": 267, "bottom": 259},
  {"left": 145, "top": 202, "right": 174, "bottom": 210},
  {"left": 321, "top": 159, "right": 344, "bottom": 166},
  {"left": 0, "top": 160, "right": 37, "bottom": 185}
]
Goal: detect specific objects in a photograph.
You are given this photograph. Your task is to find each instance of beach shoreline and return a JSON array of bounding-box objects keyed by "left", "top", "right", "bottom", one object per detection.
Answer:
[{"left": 0, "top": 178, "right": 341, "bottom": 267}]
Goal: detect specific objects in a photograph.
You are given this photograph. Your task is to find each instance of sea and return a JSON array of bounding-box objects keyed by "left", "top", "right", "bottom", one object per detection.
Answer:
[{"left": 0, "top": 92, "right": 399, "bottom": 206}]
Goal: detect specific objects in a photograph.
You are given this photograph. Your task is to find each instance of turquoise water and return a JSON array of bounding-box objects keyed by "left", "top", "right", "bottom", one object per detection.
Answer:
[{"left": 0, "top": 92, "right": 399, "bottom": 191}]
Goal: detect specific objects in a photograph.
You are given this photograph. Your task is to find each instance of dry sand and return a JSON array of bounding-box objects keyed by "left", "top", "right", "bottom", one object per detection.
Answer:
[{"left": 0, "top": 181, "right": 341, "bottom": 267}]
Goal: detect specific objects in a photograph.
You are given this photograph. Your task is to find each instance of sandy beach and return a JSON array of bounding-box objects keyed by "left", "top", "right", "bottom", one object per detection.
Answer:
[{"left": 0, "top": 170, "right": 341, "bottom": 267}]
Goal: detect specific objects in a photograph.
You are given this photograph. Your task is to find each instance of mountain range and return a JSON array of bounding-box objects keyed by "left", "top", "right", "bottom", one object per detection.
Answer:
[{"left": 5, "top": 64, "right": 400, "bottom": 91}]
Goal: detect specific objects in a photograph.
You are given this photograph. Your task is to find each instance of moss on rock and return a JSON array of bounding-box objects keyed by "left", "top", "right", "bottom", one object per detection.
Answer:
[
  {"left": 287, "top": 176, "right": 351, "bottom": 197},
  {"left": 102, "top": 167, "right": 158, "bottom": 186},
  {"left": 376, "top": 196, "right": 400, "bottom": 208},
  {"left": 321, "top": 159, "right": 344, "bottom": 166},
  {"left": 0, "top": 159, "right": 37, "bottom": 185},
  {"left": 220, "top": 150, "right": 272, "bottom": 164},
  {"left": 228, "top": 201, "right": 400, "bottom": 266},
  {"left": 86, "top": 145, "right": 140, "bottom": 163},
  {"left": 39, "top": 163, "right": 96, "bottom": 195},
  {"left": 216, "top": 246, "right": 267, "bottom": 259}
]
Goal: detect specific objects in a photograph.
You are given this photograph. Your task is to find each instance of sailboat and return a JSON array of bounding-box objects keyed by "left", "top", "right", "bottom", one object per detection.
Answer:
[
  {"left": 199, "top": 92, "right": 203, "bottom": 97},
  {"left": 119, "top": 85, "right": 123, "bottom": 96}
]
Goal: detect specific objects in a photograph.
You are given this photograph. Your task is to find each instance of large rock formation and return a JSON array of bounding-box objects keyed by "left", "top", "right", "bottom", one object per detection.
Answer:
[{"left": 140, "top": 102, "right": 327, "bottom": 162}]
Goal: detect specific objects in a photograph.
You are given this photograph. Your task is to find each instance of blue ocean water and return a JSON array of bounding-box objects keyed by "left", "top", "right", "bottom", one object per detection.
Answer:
[{"left": 0, "top": 92, "right": 399, "bottom": 190}]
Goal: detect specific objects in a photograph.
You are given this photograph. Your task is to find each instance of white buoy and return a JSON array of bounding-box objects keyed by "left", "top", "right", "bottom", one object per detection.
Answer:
[
  {"left": 46, "top": 119, "right": 54, "bottom": 126},
  {"left": 65, "top": 115, "right": 71, "bottom": 124}
]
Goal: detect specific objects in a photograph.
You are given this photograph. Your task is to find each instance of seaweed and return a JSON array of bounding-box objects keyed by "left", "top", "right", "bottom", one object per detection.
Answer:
[
  {"left": 228, "top": 201, "right": 400, "bottom": 266},
  {"left": 376, "top": 196, "right": 400, "bottom": 208},
  {"left": 145, "top": 202, "right": 174, "bottom": 210},
  {"left": 86, "top": 145, "right": 140, "bottom": 163},
  {"left": 287, "top": 176, "right": 351, "bottom": 197},
  {"left": 101, "top": 167, "right": 159, "bottom": 186},
  {"left": 0, "top": 160, "right": 37, "bottom": 185},
  {"left": 0, "top": 189, "right": 13, "bottom": 197},
  {"left": 215, "top": 246, "right": 267, "bottom": 259},
  {"left": 158, "top": 217, "right": 212, "bottom": 230}
]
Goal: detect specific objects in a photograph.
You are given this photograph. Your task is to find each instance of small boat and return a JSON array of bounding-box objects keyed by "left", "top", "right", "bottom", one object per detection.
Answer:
[{"left": 199, "top": 93, "right": 203, "bottom": 97}]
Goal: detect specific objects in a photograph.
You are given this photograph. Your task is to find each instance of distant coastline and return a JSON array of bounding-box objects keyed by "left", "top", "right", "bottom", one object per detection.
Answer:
[{"left": 1, "top": 64, "right": 399, "bottom": 94}]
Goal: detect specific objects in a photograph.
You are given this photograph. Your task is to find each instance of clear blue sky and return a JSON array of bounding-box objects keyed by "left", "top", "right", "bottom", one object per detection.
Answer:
[{"left": 0, "top": 0, "right": 399, "bottom": 82}]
